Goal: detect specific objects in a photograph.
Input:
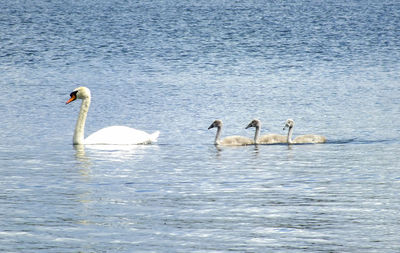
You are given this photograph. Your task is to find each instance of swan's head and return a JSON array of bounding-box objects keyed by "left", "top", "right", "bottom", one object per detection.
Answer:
[
  {"left": 66, "top": 87, "right": 91, "bottom": 104},
  {"left": 245, "top": 119, "right": 260, "bottom": 129},
  {"left": 283, "top": 119, "right": 294, "bottom": 130},
  {"left": 208, "top": 120, "right": 223, "bottom": 130}
]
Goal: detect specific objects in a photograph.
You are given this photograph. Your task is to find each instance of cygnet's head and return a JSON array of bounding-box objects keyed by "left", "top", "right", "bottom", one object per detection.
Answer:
[
  {"left": 283, "top": 119, "right": 294, "bottom": 130},
  {"left": 245, "top": 119, "right": 260, "bottom": 129},
  {"left": 66, "top": 86, "right": 91, "bottom": 104},
  {"left": 208, "top": 120, "right": 223, "bottom": 130}
]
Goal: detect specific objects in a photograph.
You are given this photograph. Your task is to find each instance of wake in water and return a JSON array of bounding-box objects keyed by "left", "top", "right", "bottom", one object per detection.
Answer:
[{"left": 327, "top": 138, "right": 396, "bottom": 145}]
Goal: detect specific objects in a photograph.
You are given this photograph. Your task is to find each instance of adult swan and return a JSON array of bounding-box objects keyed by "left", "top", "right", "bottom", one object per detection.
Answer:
[{"left": 66, "top": 86, "right": 160, "bottom": 145}]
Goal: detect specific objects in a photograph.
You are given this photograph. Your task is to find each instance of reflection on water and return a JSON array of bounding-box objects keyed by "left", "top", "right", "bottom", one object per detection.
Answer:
[
  {"left": 74, "top": 143, "right": 159, "bottom": 163},
  {"left": 210, "top": 144, "right": 263, "bottom": 160},
  {"left": 74, "top": 144, "right": 90, "bottom": 163}
]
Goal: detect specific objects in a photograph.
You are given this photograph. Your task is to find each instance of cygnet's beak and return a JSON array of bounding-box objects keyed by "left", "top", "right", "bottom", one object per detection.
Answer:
[
  {"left": 245, "top": 123, "right": 252, "bottom": 129},
  {"left": 208, "top": 124, "right": 214, "bottom": 130}
]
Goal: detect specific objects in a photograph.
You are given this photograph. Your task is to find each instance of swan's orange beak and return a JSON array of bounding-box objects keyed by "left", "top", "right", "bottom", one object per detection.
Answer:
[{"left": 66, "top": 94, "right": 76, "bottom": 104}]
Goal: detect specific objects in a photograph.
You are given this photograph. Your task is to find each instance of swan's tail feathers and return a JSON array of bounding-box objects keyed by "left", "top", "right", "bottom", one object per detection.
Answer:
[{"left": 150, "top": 131, "right": 160, "bottom": 143}]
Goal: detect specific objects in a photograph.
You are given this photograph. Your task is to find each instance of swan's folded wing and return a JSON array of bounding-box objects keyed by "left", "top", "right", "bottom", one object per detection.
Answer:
[
  {"left": 219, "top": 136, "right": 254, "bottom": 146},
  {"left": 84, "top": 126, "right": 159, "bottom": 145},
  {"left": 294, "top": 134, "right": 326, "bottom": 144},
  {"left": 259, "top": 134, "right": 287, "bottom": 144}
]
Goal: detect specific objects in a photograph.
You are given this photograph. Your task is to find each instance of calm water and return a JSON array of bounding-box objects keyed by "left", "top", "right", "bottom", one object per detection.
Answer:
[{"left": 1, "top": 0, "right": 400, "bottom": 252}]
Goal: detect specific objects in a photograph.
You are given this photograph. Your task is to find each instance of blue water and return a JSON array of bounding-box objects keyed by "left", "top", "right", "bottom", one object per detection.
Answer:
[{"left": 1, "top": 0, "right": 400, "bottom": 252}]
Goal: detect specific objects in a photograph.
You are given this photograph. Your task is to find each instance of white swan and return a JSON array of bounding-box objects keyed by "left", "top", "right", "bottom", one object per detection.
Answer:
[
  {"left": 66, "top": 86, "right": 160, "bottom": 145},
  {"left": 283, "top": 119, "right": 326, "bottom": 144},
  {"left": 245, "top": 119, "right": 286, "bottom": 144},
  {"left": 208, "top": 120, "right": 253, "bottom": 146}
]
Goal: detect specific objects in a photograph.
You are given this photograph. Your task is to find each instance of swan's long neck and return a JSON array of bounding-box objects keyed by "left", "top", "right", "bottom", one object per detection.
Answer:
[
  {"left": 214, "top": 126, "right": 222, "bottom": 145},
  {"left": 73, "top": 97, "right": 90, "bottom": 145},
  {"left": 287, "top": 126, "right": 294, "bottom": 144},
  {"left": 254, "top": 126, "right": 260, "bottom": 144}
]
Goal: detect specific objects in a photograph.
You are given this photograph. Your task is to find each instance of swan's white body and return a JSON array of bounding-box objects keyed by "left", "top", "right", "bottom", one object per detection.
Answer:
[
  {"left": 208, "top": 120, "right": 253, "bottom": 146},
  {"left": 283, "top": 119, "right": 326, "bottom": 144},
  {"left": 246, "top": 119, "right": 286, "bottom": 144},
  {"left": 67, "top": 87, "right": 159, "bottom": 145},
  {"left": 84, "top": 126, "right": 159, "bottom": 145}
]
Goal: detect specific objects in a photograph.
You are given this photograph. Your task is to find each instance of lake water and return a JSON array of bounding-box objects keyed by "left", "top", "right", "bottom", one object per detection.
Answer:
[{"left": 1, "top": 0, "right": 400, "bottom": 252}]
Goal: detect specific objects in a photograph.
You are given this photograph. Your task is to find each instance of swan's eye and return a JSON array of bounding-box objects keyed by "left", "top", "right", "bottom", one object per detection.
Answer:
[{"left": 70, "top": 91, "right": 78, "bottom": 97}]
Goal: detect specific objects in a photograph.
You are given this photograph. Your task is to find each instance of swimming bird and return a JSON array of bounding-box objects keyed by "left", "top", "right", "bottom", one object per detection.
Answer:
[
  {"left": 245, "top": 119, "right": 286, "bottom": 144},
  {"left": 283, "top": 119, "right": 326, "bottom": 144},
  {"left": 208, "top": 120, "right": 253, "bottom": 146},
  {"left": 66, "top": 86, "right": 159, "bottom": 145}
]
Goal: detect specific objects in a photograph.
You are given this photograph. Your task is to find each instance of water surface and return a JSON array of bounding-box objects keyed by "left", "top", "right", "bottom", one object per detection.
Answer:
[{"left": 1, "top": 0, "right": 400, "bottom": 252}]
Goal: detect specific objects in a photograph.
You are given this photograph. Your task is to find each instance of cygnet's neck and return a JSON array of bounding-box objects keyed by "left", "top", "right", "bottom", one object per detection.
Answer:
[
  {"left": 214, "top": 126, "right": 222, "bottom": 145},
  {"left": 73, "top": 97, "right": 91, "bottom": 145},
  {"left": 286, "top": 126, "right": 294, "bottom": 144},
  {"left": 254, "top": 126, "right": 260, "bottom": 144}
]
